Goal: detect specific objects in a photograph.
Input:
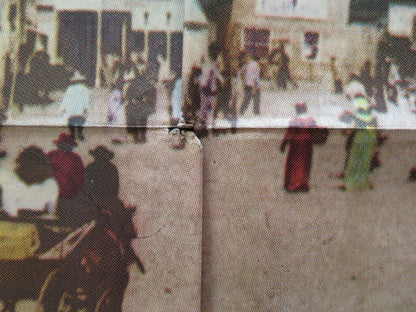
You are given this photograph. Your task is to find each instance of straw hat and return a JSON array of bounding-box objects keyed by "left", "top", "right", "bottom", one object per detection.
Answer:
[
  {"left": 345, "top": 80, "right": 366, "bottom": 99},
  {"left": 70, "top": 71, "right": 86, "bottom": 83},
  {"left": 34, "top": 35, "right": 45, "bottom": 52},
  {"left": 123, "top": 70, "right": 135, "bottom": 82}
]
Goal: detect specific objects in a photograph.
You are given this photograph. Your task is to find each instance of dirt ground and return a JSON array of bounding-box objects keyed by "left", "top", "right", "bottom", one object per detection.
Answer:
[
  {"left": 0, "top": 126, "right": 202, "bottom": 312},
  {"left": 201, "top": 129, "right": 416, "bottom": 312}
]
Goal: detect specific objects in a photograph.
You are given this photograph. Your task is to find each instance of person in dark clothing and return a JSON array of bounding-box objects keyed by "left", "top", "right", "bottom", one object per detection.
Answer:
[
  {"left": 183, "top": 66, "right": 202, "bottom": 125},
  {"left": 28, "top": 49, "right": 53, "bottom": 104},
  {"left": 360, "top": 60, "right": 374, "bottom": 98},
  {"left": 124, "top": 70, "right": 157, "bottom": 144},
  {"left": 85, "top": 146, "right": 119, "bottom": 201},
  {"left": 330, "top": 56, "right": 343, "bottom": 94},
  {"left": 373, "top": 66, "right": 387, "bottom": 113},
  {"left": 276, "top": 46, "right": 298, "bottom": 90},
  {"left": 110, "top": 59, "right": 125, "bottom": 91},
  {"left": 213, "top": 52, "right": 233, "bottom": 129}
]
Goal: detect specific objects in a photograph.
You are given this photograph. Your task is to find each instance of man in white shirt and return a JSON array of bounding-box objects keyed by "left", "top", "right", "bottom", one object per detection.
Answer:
[
  {"left": 240, "top": 54, "right": 261, "bottom": 116},
  {"left": 61, "top": 71, "right": 91, "bottom": 141}
]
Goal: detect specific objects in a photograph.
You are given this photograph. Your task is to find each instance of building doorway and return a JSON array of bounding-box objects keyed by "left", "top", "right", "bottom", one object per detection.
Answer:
[
  {"left": 101, "top": 11, "right": 131, "bottom": 58},
  {"left": 243, "top": 28, "right": 270, "bottom": 59},
  {"left": 147, "top": 31, "right": 167, "bottom": 77},
  {"left": 57, "top": 11, "right": 98, "bottom": 86},
  {"left": 170, "top": 32, "right": 183, "bottom": 75}
]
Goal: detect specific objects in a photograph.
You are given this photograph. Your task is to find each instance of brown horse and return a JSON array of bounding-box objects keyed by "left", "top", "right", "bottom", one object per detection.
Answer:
[{"left": 40, "top": 206, "right": 144, "bottom": 312}]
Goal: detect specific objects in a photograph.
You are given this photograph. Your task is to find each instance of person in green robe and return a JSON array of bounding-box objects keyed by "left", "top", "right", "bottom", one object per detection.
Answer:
[{"left": 340, "top": 83, "right": 378, "bottom": 191}]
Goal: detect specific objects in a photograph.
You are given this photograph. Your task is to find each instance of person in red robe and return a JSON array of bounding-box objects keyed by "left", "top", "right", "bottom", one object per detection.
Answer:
[
  {"left": 280, "top": 103, "right": 316, "bottom": 192},
  {"left": 47, "top": 133, "right": 85, "bottom": 222}
]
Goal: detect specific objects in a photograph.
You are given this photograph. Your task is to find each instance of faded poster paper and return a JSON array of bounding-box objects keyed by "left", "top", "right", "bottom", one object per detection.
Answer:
[
  {"left": 0, "top": 127, "right": 202, "bottom": 312},
  {"left": 0, "top": 0, "right": 184, "bottom": 128},
  {"left": 201, "top": 129, "right": 416, "bottom": 311},
  {"left": 183, "top": 0, "right": 416, "bottom": 131}
]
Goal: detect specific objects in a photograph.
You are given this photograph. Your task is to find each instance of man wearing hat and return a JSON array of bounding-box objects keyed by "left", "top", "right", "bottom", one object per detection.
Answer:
[
  {"left": 84, "top": 145, "right": 120, "bottom": 206},
  {"left": 47, "top": 133, "right": 85, "bottom": 220},
  {"left": 124, "top": 67, "right": 156, "bottom": 143},
  {"left": 61, "top": 71, "right": 91, "bottom": 141}
]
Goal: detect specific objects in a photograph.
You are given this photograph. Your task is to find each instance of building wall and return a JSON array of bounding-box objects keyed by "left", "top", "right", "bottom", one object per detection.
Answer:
[
  {"left": 226, "top": 0, "right": 384, "bottom": 83},
  {"left": 31, "top": 0, "right": 184, "bottom": 86},
  {"left": 388, "top": 2, "right": 416, "bottom": 38}
]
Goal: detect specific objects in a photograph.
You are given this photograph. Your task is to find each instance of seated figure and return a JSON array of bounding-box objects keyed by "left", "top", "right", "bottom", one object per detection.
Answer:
[{"left": 0, "top": 146, "right": 59, "bottom": 218}]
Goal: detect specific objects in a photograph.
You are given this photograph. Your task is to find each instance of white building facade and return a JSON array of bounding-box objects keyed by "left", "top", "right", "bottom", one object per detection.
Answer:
[{"left": 22, "top": 0, "right": 184, "bottom": 85}]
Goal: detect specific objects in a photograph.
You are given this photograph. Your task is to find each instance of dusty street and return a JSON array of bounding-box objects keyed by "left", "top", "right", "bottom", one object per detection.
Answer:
[
  {"left": 213, "top": 80, "right": 416, "bottom": 129},
  {"left": 0, "top": 126, "right": 201, "bottom": 312},
  {"left": 201, "top": 129, "right": 416, "bottom": 311},
  {"left": 5, "top": 84, "right": 171, "bottom": 127}
]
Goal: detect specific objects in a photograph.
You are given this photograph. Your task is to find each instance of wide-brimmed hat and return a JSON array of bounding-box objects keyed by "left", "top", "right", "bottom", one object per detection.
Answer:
[
  {"left": 53, "top": 133, "right": 77, "bottom": 147},
  {"left": 345, "top": 80, "right": 366, "bottom": 99},
  {"left": 295, "top": 102, "right": 307, "bottom": 110},
  {"left": 123, "top": 70, "right": 135, "bottom": 82},
  {"left": 70, "top": 71, "right": 86, "bottom": 82},
  {"left": 89, "top": 145, "right": 114, "bottom": 160}
]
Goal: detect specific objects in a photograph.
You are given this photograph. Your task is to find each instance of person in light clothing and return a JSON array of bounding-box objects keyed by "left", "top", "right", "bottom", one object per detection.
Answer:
[
  {"left": 170, "top": 76, "right": 183, "bottom": 126},
  {"left": 0, "top": 146, "right": 59, "bottom": 218},
  {"left": 107, "top": 79, "right": 127, "bottom": 144},
  {"left": 61, "top": 71, "right": 91, "bottom": 141},
  {"left": 198, "top": 43, "right": 223, "bottom": 133},
  {"left": 240, "top": 54, "right": 261, "bottom": 116}
]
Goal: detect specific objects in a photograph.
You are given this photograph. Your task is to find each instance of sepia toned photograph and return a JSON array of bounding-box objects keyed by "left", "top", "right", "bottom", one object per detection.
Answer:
[
  {"left": 0, "top": 0, "right": 184, "bottom": 128},
  {"left": 183, "top": 0, "right": 416, "bottom": 131},
  {"left": 201, "top": 128, "right": 416, "bottom": 311},
  {"left": 0, "top": 126, "right": 202, "bottom": 311}
]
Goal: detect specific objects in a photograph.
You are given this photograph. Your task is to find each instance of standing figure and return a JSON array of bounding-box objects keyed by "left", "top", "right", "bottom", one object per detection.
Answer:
[
  {"left": 0, "top": 146, "right": 59, "bottom": 218},
  {"left": 240, "top": 54, "right": 261, "bottom": 116},
  {"left": 61, "top": 71, "right": 91, "bottom": 141},
  {"left": 84, "top": 146, "right": 120, "bottom": 208},
  {"left": 360, "top": 60, "right": 374, "bottom": 98},
  {"left": 330, "top": 56, "right": 344, "bottom": 94},
  {"left": 276, "top": 45, "right": 298, "bottom": 90},
  {"left": 339, "top": 87, "right": 378, "bottom": 191},
  {"left": 198, "top": 43, "right": 223, "bottom": 133},
  {"left": 280, "top": 103, "right": 317, "bottom": 192},
  {"left": 110, "top": 58, "right": 125, "bottom": 91},
  {"left": 124, "top": 68, "right": 157, "bottom": 144},
  {"left": 373, "top": 66, "right": 387, "bottom": 113},
  {"left": 107, "top": 84, "right": 127, "bottom": 144},
  {"left": 170, "top": 74, "right": 183, "bottom": 127},
  {"left": 28, "top": 44, "right": 53, "bottom": 104},
  {"left": 183, "top": 65, "right": 202, "bottom": 125},
  {"left": 47, "top": 133, "right": 86, "bottom": 222},
  {"left": 213, "top": 51, "right": 233, "bottom": 128}
]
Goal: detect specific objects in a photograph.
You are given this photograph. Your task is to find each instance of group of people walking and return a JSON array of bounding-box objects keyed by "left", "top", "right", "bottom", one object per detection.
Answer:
[
  {"left": 280, "top": 79, "right": 389, "bottom": 193},
  {"left": 61, "top": 53, "right": 166, "bottom": 144},
  {"left": 182, "top": 42, "right": 299, "bottom": 135}
]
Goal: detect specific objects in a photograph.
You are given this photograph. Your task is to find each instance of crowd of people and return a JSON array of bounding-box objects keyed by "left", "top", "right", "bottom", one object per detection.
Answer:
[
  {"left": 0, "top": 132, "right": 127, "bottom": 228},
  {"left": 279, "top": 80, "right": 393, "bottom": 193},
  {"left": 181, "top": 42, "right": 302, "bottom": 136},
  {"left": 332, "top": 56, "right": 416, "bottom": 114},
  {"left": 58, "top": 52, "right": 183, "bottom": 144}
]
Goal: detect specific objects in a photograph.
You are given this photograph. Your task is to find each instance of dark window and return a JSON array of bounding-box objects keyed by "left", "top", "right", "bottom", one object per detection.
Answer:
[
  {"left": 244, "top": 28, "right": 270, "bottom": 59},
  {"left": 303, "top": 32, "right": 319, "bottom": 60},
  {"left": 170, "top": 32, "right": 183, "bottom": 74},
  {"left": 129, "top": 31, "right": 145, "bottom": 53},
  {"left": 348, "top": 0, "right": 389, "bottom": 24},
  {"left": 101, "top": 12, "right": 131, "bottom": 56}
]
